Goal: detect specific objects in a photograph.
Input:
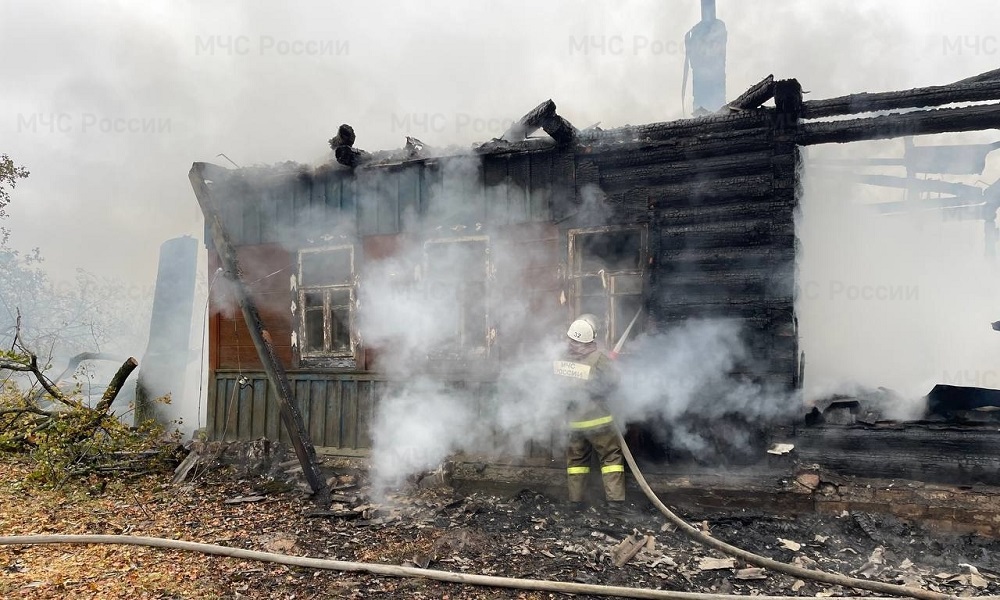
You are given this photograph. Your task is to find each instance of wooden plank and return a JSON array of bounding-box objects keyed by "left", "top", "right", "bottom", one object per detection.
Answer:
[
  {"left": 342, "top": 175, "right": 357, "bottom": 229},
  {"left": 647, "top": 177, "right": 774, "bottom": 208},
  {"left": 251, "top": 377, "right": 267, "bottom": 438},
  {"left": 238, "top": 383, "right": 253, "bottom": 439},
  {"left": 801, "top": 78, "right": 1000, "bottom": 119},
  {"left": 794, "top": 426, "right": 1000, "bottom": 486},
  {"left": 483, "top": 155, "right": 509, "bottom": 225},
  {"left": 727, "top": 74, "right": 775, "bottom": 110},
  {"left": 325, "top": 173, "right": 342, "bottom": 213},
  {"left": 578, "top": 110, "right": 771, "bottom": 144},
  {"left": 210, "top": 377, "right": 225, "bottom": 439},
  {"left": 310, "top": 172, "right": 326, "bottom": 222},
  {"left": 529, "top": 151, "right": 552, "bottom": 221},
  {"left": 222, "top": 377, "right": 238, "bottom": 441},
  {"left": 357, "top": 380, "right": 374, "bottom": 449},
  {"left": 218, "top": 344, "right": 294, "bottom": 371},
  {"left": 272, "top": 178, "right": 295, "bottom": 236},
  {"left": 589, "top": 128, "right": 773, "bottom": 170},
  {"left": 356, "top": 175, "right": 378, "bottom": 235},
  {"left": 377, "top": 171, "right": 400, "bottom": 234},
  {"left": 325, "top": 378, "right": 342, "bottom": 448},
  {"left": 257, "top": 187, "right": 276, "bottom": 244},
  {"left": 657, "top": 200, "right": 797, "bottom": 227},
  {"left": 507, "top": 154, "right": 530, "bottom": 223},
  {"left": 310, "top": 380, "right": 327, "bottom": 447},
  {"left": 243, "top": 190, "right": 262, "bottom": 245},
  {"left": 398, "top": 165, "right": 421, "bottom": 228},
  {"left": 218, "top": 320, "right": 293, "bottom": 347},
  {"left": 295, "top": 379, "right": 311, "bottom": 437},
  {"left": 342, "top": 380, "right": 358, "bottom": 449},
  {"left": 797, "top": 102, "right": 1000, "bottom": 146},
  {"left": 600, "top": 150, "right": 774, "bottom": 190},
  {"left": 266, "top": 380, "right": 280, "bottom": 442}
]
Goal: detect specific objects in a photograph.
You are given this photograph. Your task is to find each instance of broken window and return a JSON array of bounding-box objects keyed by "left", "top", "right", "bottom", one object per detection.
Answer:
[
  {"left": 423, "top": 237, "right": 491, "bottom": 359},
  {"left": 298, "top": 246, "right": 355, "bottom": 360},
  {"left": 568, "top": 227, "right": 646, "bottom": 348}
]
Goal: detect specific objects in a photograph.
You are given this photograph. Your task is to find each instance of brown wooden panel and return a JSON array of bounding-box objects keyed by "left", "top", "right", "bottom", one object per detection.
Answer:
[
  {"left": 208, "top": 252, "right": 222, "bottom": 371},
  {"left": 218, "top": 344, "right": 293, "bottom": 370},
  {"left": 362, "top": 233, "right": 410, "bottom": 261},
  {"left": 217, "top": 317, "right": 293, "bottom": 347}
]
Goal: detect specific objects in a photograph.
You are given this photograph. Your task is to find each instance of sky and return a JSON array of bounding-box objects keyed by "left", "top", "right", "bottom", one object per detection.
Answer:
[{"left": 2, "top": 0, "right": 1000, "bottom": 414}]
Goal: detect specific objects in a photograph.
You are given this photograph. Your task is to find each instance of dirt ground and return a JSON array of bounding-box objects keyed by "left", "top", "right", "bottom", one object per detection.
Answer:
[{"left": 3, "top": 452, "right": 1000, "bottom": 600}]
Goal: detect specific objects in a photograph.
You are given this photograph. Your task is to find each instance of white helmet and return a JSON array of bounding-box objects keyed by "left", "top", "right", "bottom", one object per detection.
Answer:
[{"left": 566, "top": 314, "right": 599, "bottom": 343}]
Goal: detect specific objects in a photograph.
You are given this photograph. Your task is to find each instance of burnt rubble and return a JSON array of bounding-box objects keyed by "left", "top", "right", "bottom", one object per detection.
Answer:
[{"left": 174, "top": 440, "right": 1000, "bottom": 598}]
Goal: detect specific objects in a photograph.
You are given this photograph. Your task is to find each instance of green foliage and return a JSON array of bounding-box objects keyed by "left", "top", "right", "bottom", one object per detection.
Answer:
[
  {"left": 0, "top": 373, "right": 179, "bottom": 486},
  {"left": 0, "top": 153, "right": 29, "bottom": 242}
]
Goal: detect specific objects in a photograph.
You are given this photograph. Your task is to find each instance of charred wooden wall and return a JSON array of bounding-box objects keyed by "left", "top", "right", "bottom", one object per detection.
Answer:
[{"left": 204, "top": 107, "right": 800, "bottom": 450}]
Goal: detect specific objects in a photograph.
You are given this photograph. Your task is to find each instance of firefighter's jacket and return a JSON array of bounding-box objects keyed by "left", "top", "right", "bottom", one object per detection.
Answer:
[{"left": 553, "top": 349, "right": 620, "bottom": 430}]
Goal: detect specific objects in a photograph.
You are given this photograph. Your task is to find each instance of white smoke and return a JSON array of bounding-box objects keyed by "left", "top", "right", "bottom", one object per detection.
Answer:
[{"left": 797, "top": 135, "right": 1000, "bottom": 413}]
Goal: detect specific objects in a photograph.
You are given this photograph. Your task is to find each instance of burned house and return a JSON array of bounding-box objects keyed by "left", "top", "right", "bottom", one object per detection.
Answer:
[{"left": 191, "top": 70, "right": 1000, "bottom": 491}]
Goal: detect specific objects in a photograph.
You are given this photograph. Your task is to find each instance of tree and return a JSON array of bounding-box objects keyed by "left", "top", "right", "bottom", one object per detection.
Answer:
[
  {"left": 0, "top": 154, "right": 29, "bottom": 243},
  {"left": 0, "top": 154, "right": 150, "bottom": 361}
]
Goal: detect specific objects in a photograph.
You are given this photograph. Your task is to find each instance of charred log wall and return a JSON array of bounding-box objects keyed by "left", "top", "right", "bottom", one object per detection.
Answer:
[
  {"left": 203, "top": 107, "right": 801, "bottom": 446},
  {"left": 573, "top": 108, "right": 799, "bottom": 391}
]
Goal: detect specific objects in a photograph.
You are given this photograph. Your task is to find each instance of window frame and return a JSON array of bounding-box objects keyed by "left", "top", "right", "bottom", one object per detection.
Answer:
[
  {"left": 567, "top": 226, "right": 647, "bottom": 349},
  {"left": 422, "top": 235, "right": 493, "bottom": 361},
  {"left": 296, "top": 244, "right": 357, "bottom": 367}
]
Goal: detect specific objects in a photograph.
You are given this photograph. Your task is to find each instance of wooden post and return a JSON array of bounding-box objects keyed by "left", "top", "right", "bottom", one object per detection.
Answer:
[{"left": 188, "top": 163, "right": 330, "bottom": 507}]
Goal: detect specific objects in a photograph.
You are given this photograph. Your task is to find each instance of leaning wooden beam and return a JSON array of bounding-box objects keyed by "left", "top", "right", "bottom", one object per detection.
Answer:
[
  {"left": 801, "top": 79, "right": 1000, "bottom": 119},
  {"left": 188, "top": 162, "right": 330, "bottom": 507},
  {"left": 501, "top": 99, "right": 577, "bottom": 145},
  {"left": 725, "top": 75, "right": 775, "bottom": 111},
  {"left": 796, "top": 102, "right": 1000, "bottom": 145}
]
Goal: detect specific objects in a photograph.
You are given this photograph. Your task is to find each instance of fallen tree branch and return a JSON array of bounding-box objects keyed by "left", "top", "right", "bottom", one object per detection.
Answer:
[{"left": 74, "top": 357, "right": 139, "bottom": 442}]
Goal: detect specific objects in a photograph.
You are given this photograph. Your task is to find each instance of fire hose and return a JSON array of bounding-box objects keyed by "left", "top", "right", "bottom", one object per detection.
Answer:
[
  {"left": 615, "top": 429, "right": 960, "bottom": 600},
  {"left": 0, "top": 445, "right": 970, "bottom": 600},
  {"left": 0, "top": 319, "right": 971, "bottom": 599},
  {"left": 607, "top": 308, "right": 958, "bottom": 600},
  {"left": 0, "top": 534, "right": 959, "bottom": 600},
  {"left": 0, "top": 441, "right": 972, "bottom": 600}
]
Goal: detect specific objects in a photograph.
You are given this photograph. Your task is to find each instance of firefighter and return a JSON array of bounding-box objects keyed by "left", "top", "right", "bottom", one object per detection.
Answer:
[{"left": 555, "top": 313, "right": 626, "bottom": 508}]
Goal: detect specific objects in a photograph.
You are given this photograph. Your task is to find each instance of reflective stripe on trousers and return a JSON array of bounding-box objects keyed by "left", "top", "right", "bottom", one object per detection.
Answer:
[{"left": 569, "top": 415, "right": 613, "bottom": 430}]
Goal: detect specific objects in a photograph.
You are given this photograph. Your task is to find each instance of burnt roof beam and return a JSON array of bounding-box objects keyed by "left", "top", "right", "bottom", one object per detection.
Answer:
[
  {"left": 801, "top": 78, "right": 1000, "bottom": 120},
  {"left": 500, "top": 99, "right": 577, "bottom": 145},
  {"left": 796, "top": 102, "right": 1000, "bottom": 146},
  {"left": 724, "top": 74, "right": 775, "bottom": 111}
]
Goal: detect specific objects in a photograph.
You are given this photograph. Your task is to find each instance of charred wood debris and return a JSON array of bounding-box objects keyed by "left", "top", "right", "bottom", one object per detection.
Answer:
[
  {"left": 326, "top": 68, "right": 1000, "bottom": 171},
  {"left": 169, "top": 439, "right": 1000, "bottom": 598},
  {"left": 172, "top": 69, "right": 1000, "bottom": 596}
]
